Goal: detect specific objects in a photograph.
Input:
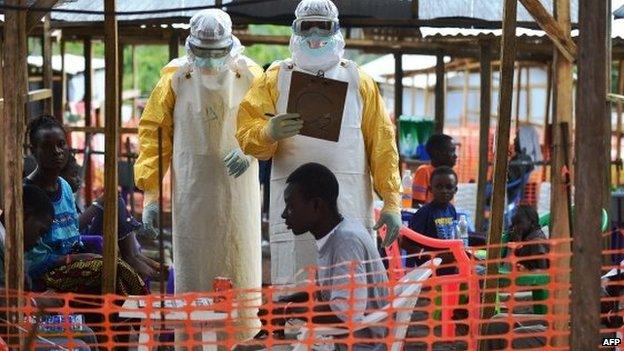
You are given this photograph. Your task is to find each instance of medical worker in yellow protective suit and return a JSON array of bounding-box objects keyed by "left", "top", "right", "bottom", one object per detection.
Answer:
[
  {"left": 236, "top": 0, "right": 402, "bottom": 287},
  {"left": 134, "top": 9, "right": 262, "bottom": 339}
]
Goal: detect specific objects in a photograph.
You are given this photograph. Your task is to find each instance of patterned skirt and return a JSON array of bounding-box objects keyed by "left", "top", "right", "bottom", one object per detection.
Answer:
[{"left": 42, "top": 258, "right": 148, "bottom": 296}]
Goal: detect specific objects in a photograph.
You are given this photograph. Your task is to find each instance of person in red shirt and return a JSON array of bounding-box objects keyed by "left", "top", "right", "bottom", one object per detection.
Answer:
[{"left": 412, "top": 134, "right": 457, "bottom": 207}]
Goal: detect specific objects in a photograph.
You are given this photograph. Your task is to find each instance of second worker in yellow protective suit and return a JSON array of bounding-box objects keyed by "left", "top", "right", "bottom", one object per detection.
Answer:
[
  {"left": 134, "top": 9, "right": 262, "bottom": 339},
  {"left": 236, "top": 0, "right": 402, "bottom": 287}
]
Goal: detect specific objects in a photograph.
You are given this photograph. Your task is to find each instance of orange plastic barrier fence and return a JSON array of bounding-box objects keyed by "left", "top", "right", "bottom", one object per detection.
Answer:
[{"left": 1, "top": 237, "right": 623, "bottom": 351}]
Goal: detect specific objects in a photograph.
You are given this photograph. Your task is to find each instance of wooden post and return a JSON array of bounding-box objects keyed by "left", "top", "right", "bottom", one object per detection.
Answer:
[
  {"left": 84, "top": 38, "right": 93, "bottom": 205},
  {"left": 478, "top": 0, "right": 517, "bottom": 344},
  {"left": 515, "top": 65, "right": 523, "bottom": 128},
  {"left": 394, "top": 52, "right": 404, "bottom": 169},
  {"left": 550, "top": 0, "right": 574, "bottom": 346},
  {"left": 572, "top": 0, "right": 608, "bottom": 348},
  {"left": 543, "top": 63, "right": 553, "bottom": 182},
  {"left": 59, "top": 38, "right": 66, "bottom": 122},
  {"left": 118, "top": 43, "right": 124, "bottom": 123},
  {"left": 605, "top": 0, "right": 613, "bottom": 217},
  {"left": 169, "top": 32, "right": 179, "bottom": 61},
  {"left": 3, "top": 0, "right": 27, "bottom": 343},
  {"left": 476, "top": 43, "right": 492, "bottom": 233},
  {"left": 102, "top": 0, "right": 120, "bottom": 294},
  {"left": 435, "top": 52, "right": 445, "bottom": 134},
  {"left": 42, "top": 14, "right": 53, "bottom": 114},
  {"left": 462, "top": 68, "right": 469, "bottom": 127},
  {"left": 131, "top": 45, "right": 138, "bottom": 120},
  {"left": 0, "top": 35, "right": 4, "bottom": 202},
  {"left": 616, "top": 60, "right": 624, "bottom": 186}
]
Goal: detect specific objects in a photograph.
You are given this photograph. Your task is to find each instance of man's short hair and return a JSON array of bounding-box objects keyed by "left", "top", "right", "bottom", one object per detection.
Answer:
[
  {"left": 286, "top": 163, "right": 339, "bottom": 206},
  {"left": 425, "top": 133, "right": 453, "bottom": 156},
  {"left": 430, "top": 166, "right": 458, "bottom": 184},
  {"left": 23, "top": 184, "right": 54, "bottom": 219}
]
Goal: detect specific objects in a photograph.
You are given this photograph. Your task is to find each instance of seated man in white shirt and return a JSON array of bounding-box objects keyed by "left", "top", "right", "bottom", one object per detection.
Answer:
[{"left": 268, "top": 162, "right": 389, "bottom": 350}]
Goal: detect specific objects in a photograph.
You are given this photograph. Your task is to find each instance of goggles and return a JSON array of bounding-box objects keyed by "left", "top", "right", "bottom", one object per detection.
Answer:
[
  {"left": 292, "top": 16, "right": 339, "bottom": 37},
  {"left": 189, "top": 42, "right": 232, "bottom": 59}
]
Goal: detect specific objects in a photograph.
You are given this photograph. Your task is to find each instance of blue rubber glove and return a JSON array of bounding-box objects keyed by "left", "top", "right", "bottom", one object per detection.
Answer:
[
  {"left": 374, "top": 211, "right": 402, "bottom": 247},
  {"left": 223, "top": 148, "right": 252, "bottom": 178}
]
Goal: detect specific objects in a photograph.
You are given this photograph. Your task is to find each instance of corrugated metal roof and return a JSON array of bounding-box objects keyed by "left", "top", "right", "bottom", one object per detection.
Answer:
[
  {"left": 228, "top": 0, "right": 578, "bottom": 26},
  {"left": 0, "top": 0, "right": 580, "bottom": 27}
]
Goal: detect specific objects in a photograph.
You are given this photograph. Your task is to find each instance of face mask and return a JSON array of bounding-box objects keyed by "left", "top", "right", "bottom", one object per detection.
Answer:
[
  {"left": 298, "top": 34, "right": 336, "bottom": 58},
  {"left": 194, "top": 56, "right": 227, "bottom": 70}
]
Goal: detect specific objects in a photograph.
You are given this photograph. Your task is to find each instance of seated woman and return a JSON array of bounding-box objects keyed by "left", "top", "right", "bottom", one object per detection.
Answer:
[
  {"left": 60, "top": 154, "right": 159, "bottom": 280},
  {"left": 0, "top": 184, "right": 98, "bottom": 351},
  {"left": 23, "top": 114, "right": 147, "bottom": 296}
]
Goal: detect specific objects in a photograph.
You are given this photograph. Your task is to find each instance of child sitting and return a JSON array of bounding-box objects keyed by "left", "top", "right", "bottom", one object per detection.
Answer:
[
  {"left": 402, "top": 166, "right": 458, "bottom": 268},
  {"left": 61, "top": 154, "right": 159, "bottom": 280},
  {"left": 412, "top": 134, "right": 457, "bottom": 207},
  {"left": 509, "top": 205, "right": 549, "bottom": 271}
]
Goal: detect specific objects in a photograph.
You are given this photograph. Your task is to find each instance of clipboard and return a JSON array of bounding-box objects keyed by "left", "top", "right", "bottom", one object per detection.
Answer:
[{"left": 287, "top": 71, "right": 348, "bottom": 142}]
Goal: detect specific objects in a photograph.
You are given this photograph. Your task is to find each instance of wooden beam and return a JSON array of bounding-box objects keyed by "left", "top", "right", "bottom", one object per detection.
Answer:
[
  {"left": 572, "top": 0, "right": 608, "bottom": 348},
  {"left": 475, "top": 43, "right": 492, "bottom": 233},
  {"left": 435, "top": 52, "right": 445, "bottom": 133},
  {"left": 84, "top": 37, "right": 93, "bottom": 205},
  {"left": 479, "top": 0, "right": 517, "bottom": 343},
  {"left": 550, "top": 0, "right": 574, "bottom": 346},
  {"left": 3, "top": 0, "right": 27, "bottom": 345},
  {"left": 394, "top": 52, "right": 404, "bottom": 167},
  {"left": 518, "top": 0, "right": 577, "bottom": 62},
  {"left": 26, "top": 89, "right": 52, "bottom": 102},
  {"left": 66, "top": 126, "right": 138, "bottom": 134},
  {"left": 102, "top": 0, "right": 119, "bottom": 295},
  {"left": 0, "top": 89, "right": 53, "bottom": 104},
  {"left": 26, "top": 0, "right": 59, "bottom": 34},
  {"left": 42, "top": 14, "right": 53, "bottom": 114}
]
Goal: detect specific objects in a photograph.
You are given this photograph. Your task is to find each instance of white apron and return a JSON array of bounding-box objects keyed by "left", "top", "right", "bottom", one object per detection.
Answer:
[
  {"left": 270, "top": 59, "right": 375, "bottom": 286},
  {"left": 171, "top": 57, "right": 262, "bottom": 340}
]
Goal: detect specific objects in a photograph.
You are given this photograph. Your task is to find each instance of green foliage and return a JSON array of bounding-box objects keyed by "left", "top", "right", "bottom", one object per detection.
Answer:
[{"left": 40, "top": 24, "right": 380, "bottom": 96}]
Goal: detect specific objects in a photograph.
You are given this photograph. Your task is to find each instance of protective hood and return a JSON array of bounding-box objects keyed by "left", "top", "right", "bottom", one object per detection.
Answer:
[{"left": 185, "top": 9, "right": 244, "bottom": 74}]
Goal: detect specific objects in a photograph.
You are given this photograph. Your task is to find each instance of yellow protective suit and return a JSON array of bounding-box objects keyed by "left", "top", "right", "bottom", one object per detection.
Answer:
[
  {"left": 236, "top": 59, "right": 401, "bottom": 286},
  {"left": 135, "top": 56, "right": 263, "bottom": 340}
]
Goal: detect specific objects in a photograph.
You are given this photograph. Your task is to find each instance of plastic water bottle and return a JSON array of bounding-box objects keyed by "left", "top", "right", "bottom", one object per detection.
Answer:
[
  {"left": 458, "top": 215, "right": 469, "bottom": 247},
  {"left": 401, "top": 170, "right": 413, "bottom": 208}
]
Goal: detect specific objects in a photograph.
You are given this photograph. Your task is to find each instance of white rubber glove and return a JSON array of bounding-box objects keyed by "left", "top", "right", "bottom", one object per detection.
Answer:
[
  {"left": 264, "top": 113, "right": 303, "bottom": 141},
  {"left": 224, "top": 148, "right": 252, "bottom": 178},
  {"left": 374, "top": 211, "right": 403, "bottom": 247},
  {"left": 141, "top": 199, "right": 159, "bottom": 240}
]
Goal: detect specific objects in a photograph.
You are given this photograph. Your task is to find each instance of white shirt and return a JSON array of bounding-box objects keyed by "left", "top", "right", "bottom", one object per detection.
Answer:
[{"left": 315, "top": 221, "right": 342, "bottom": 251}]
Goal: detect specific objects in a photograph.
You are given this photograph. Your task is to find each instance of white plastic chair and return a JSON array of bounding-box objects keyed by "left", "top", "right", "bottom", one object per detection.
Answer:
[{"left": 291, "top": 258, "right": 441, "bottom": 351}]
